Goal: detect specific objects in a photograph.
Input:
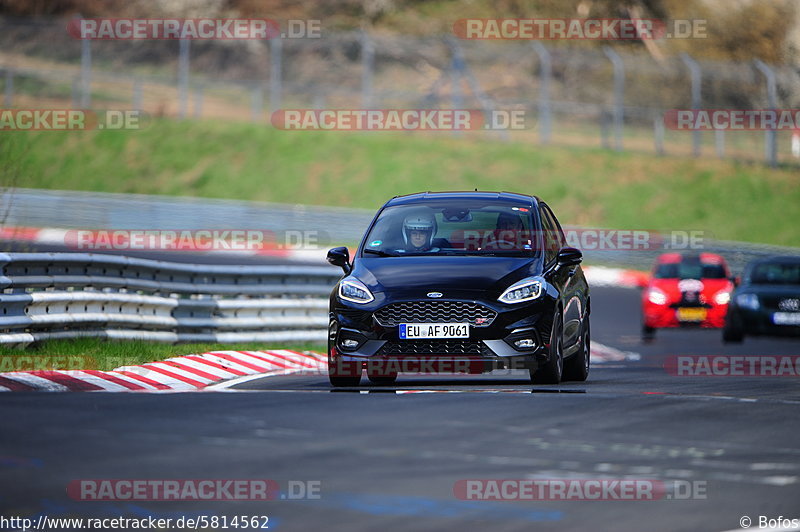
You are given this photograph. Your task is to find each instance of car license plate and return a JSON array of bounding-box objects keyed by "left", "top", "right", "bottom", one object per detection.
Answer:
[
  {"left": 399, "top": 323, "right": 469, "bottom": 339},
  {"left": 677, "top": 307, "right": 707, "bottom": 322},
  {"left": 773, "top": 312, "right": 800, "bottom": 325}
]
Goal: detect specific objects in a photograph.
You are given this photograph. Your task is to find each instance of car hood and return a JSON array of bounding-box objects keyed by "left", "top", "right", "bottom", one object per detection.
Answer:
[
  {"left": 649, "top": 278, "right": 732, "bottom": 294},
  {"left": 736, "top": 284, "right": 800, "bottom": 297},
  {"left": 352, "top": 256, "right": 540, "bottom": 297}
]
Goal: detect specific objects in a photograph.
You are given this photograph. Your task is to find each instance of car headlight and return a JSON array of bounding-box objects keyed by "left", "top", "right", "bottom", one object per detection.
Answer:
[
  {"left": 498, "top": 277, "right": 544, "bottom": 304},
  {"left": 338, "top": 278, "right": 374, "bottom": 304},
  {"left": 713, "top": 290, "right": 731, "bottom": 306},
  {"left": 647, "top": 287, "right": 668, "bottom": 305},
  {"left": 735, "top": 293, "right": 759, "bottom": 310}
]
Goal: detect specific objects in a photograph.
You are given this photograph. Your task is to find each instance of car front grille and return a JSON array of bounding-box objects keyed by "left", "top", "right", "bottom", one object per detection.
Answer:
[
  {"left": 374, "top": 301, "right": 497, "bottom": 327},
  {"left": 762, "top": 296, "right": 800, "bottom": 311},
  {"left": 378, "top": 340, "right": 491, "bottom": 356}
]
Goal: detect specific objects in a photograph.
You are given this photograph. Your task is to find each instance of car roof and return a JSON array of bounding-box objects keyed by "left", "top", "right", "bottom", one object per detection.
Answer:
[
  {"left": 656, "top": 252, "right": 727, "bottom": 265},
  {"left": 385, "top": 191, "right": 538, "bottom": 208},
  {"left": 749, "top": 255, "right": 800, "bottom": 266}
]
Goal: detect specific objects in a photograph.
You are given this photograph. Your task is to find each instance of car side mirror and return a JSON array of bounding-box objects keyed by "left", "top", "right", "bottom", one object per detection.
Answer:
[
  {"left": 327, "top": 247, "right": 351, "bottom": 274},
  {"left": 731, "top": 276, "right": 740, "bottom": 287},
  {"left": 557, "top": 247, "right": 583, "bottom": 267}
]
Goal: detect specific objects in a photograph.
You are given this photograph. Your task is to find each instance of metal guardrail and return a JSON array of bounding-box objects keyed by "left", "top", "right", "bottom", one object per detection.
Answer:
[
  {"left": 4, "top": 189, "right": 800, "bottom": 275},
  {"left": 0, "top": 253, "right": 341, "bottom": 345},
  {"left": 0, "top": 188, "right": 374, "bottom": 245}
]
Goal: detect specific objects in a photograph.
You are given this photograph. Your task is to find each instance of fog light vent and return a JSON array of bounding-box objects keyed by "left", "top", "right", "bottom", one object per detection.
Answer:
[{"left": 514, "top": 338, "right": 536, "bottom": 349}]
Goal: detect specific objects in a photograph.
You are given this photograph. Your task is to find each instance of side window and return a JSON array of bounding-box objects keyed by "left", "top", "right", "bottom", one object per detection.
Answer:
[
  {"left": 542, "top": 204, "right": 567, "bottom": 248},
  {"left": 539, "top": 206, "right": 558, "bottom": 264}
]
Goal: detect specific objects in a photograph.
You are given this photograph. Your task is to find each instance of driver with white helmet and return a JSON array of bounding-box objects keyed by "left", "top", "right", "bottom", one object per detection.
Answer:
[{"left": 401, "top": 211, "right": 438, "bottom": 252}]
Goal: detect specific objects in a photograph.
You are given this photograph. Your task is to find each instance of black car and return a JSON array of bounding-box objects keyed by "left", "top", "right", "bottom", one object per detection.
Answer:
[
  {"left": 723, "top": 256, "right": 800, "bottom": 342},
  {"left": 325, "top": 191, "right": 590, "bottom": 386}
]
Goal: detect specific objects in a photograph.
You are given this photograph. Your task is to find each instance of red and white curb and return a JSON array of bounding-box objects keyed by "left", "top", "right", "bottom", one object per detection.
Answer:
[
  {"left": 590, "top": 342, "right": 641, "bottom": 363},
  {"left": 0, "top": 226, "right": 328, "bottom": 262},
  {"left": 582, "top": 265, "right": 649, "bottom": 289},
  {"left": 0, "top": 343, "right": 636, "bottom": 392},
  {"left": 0, "top": 350, "right": 326, "bottom": 392}
]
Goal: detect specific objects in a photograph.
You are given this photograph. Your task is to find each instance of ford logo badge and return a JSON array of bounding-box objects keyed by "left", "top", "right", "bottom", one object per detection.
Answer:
[{"left": 427, "top": 292, "right": 443, "bottom": 298}]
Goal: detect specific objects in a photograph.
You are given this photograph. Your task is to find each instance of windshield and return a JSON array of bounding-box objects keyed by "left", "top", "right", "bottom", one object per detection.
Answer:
[
  {"left": 362, "top": 201, "right": 537, "bottom": 257},
  {"left": 654, "top": 261, "right": 727, "bottom": 280},
  {"left": 749, "top": 263, "right": 800, "bottom": 285}
]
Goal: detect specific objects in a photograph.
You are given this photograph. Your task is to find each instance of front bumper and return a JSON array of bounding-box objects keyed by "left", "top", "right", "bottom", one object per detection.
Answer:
[
  {"left": 331, "top": 297, "right": 555, "bottom": 373},
  {"left": 643, "top": 302, "right": 727, "bottom": 329},
  {"left": 731, "top": 308, "right": 800, "bottom": 337}
]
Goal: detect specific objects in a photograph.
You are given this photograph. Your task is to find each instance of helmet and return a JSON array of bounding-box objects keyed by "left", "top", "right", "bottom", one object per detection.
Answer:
[
  {"left": 402, "top": 211, "right": 437, "bottom": 249},
  {"left": 496, "top": 211, "right": 521, "bottom": 229}
]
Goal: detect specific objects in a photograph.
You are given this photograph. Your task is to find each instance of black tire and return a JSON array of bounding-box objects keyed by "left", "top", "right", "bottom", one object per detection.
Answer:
[
  {"left": 531, "top": 313, "right": 564, "bottom": 384},
  {"left": 563, "top": 318, "right": 590, "bottom": 382},
  {"left": 367, "top": 373, "right": 398, "bottom": 385},
  {"left": 328, "top": 355, "right": 362, "bottom": 387},
  {"left": 722, "top": 315, "right": 744, "bottom": 343},
  {"left": 642, "top": 324, "right": 656, "bottom": 341},
  {"left": 328, "top": 320, "right": 361, "bottom": 387}
]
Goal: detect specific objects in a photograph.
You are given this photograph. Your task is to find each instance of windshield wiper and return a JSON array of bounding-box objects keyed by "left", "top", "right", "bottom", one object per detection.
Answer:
[{"left": 363, "top": 249, "right": 398, "bottom": 257}]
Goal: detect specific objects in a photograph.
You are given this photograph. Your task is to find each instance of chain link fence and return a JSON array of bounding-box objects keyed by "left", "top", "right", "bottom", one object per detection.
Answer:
[{"left": 2, "top": 17, "right": 800, "bottom": 166}]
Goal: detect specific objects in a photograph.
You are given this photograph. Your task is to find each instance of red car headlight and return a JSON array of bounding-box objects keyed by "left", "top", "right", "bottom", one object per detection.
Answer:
[
  {"left": 646, "top": 287, "right": 668, "bottom": 305},
  {"left": 713, "top": 291, "right": 731, "bottom": 305}
]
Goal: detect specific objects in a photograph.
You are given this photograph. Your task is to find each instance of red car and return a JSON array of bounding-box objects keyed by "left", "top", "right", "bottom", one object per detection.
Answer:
[{"left": 642, "top": 253, "right": 735, "bottom": 339}]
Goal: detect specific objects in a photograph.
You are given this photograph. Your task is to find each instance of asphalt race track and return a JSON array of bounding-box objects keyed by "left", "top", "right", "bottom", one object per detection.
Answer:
[{"left": 1, "top": 250, "right": 799, "bottom": 531}]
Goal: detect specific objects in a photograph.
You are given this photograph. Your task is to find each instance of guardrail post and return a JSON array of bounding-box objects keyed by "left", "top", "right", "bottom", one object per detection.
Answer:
[
  {"left": 715, "top": 129, "right": 725, "bottom": 158},
  {"left": 80, "top": 36, "right": 92, "bottom": 108},
  {"left": 133, "top": 79, "right": 143, "bottom": 111},
  {"left": 603, "top": 46, "right": 624, "bottom": 151},
  {"left": 447, "top": 37, "right": 508, "bottom": 140},
  {"left": 361, "top": 30, "right": 374, "bottom": 109},
  {"left": 4, "top": 68, "right": 13, "bottom": 108},
  {"left": 449, "top": 38, "right": 464, "bottom": 137},
  {"left": 178, "top": 38, "right": 190, "bottom": 119},
  {"left": 270, "top": 37, "right": 283, "bottom": 113},
  {"left": 680, "top": 53, "right": 702, "bottom": 157},
  {"left": 312, "top": 91, "right": 326, "bottom": 109},
  {"left": 194, "top": 84, "right": 204, "bottom": 118},
  {"left": 71, "top": 77, "right": 80, "bottom": 108},
  {"left": 250, "top": 83, "right": 262, "bottom": 122},
  {"left": 600, "top": 111, "right": 611, "bottom": 149},
  {"left": 754, "top": 59, "right": 778, "bottom": 168},
  {"left": 654, "top": 116, "right": 665, "bottom": 155},
  {"left": 531, "top": 42, "right": 552, "bottom": 145}
]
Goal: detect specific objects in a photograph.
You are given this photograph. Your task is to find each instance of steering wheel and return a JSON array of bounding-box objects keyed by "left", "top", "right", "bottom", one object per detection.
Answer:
[{"left": 482, "top": 239, "right": 518, "bottom": 250}]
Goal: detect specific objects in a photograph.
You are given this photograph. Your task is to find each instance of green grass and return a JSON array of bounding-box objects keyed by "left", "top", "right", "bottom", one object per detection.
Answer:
[
  {"left": 0, "top": 338, "right": 325, "bottom": 371},
  {"left": 6, "top": 118, "right": 800, "bottom": 246}
]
